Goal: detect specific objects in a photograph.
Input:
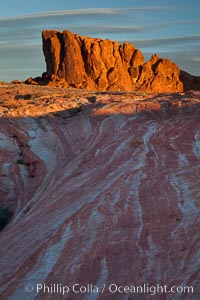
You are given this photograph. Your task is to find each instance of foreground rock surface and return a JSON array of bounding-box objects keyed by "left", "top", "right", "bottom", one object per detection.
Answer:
[
  {"left": 0, "top": 84, "right": 200, "bottom": 299},
  {"left": 37, "top": 30, "right": 200, "bottom": 92}
]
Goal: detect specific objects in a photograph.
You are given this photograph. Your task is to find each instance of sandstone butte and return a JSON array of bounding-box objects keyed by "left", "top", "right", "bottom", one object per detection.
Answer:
[
  {"left": 24, "top": 30, "right": 200, "bottom": 93},
  {"left": 0, "top": 82, "right": 200, "bottom": 299}
]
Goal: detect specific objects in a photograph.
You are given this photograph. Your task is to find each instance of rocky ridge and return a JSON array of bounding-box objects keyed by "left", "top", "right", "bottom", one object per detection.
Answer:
[{"left": 26, "top": 30, "right": 200, "bottom": 92}]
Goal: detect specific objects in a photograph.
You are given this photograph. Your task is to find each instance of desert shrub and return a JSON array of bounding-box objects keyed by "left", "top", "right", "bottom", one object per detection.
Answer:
[
  {"left": 15, "top": 94, "right": 32, "bottom": 100},
  {"left": 0, "top": 207, "right": 13, "bottom": 231},
  {"left": 88, "top": 96, "right": 96, "bottom": 103},
  {"left": 17, "top": 159, "right": 24, "bottom": 164}
]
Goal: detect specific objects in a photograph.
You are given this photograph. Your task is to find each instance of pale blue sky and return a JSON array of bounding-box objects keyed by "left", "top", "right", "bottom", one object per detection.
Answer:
[{"left": 0, "top": 1, "right": 199, "bottom": 81}]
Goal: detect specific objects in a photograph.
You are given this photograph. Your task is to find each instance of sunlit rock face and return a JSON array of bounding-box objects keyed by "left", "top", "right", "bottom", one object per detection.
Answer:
[
  {"left": 42, "top": 30, "right": 185, "bottom": 93},
  {"left": 0, "top": 85, "right": 200, "bottom": 299}
]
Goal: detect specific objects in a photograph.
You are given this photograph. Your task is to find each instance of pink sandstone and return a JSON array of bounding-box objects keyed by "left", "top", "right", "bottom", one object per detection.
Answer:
[{"left": 0, "top": 85, "right": 200, "bottom": 299}]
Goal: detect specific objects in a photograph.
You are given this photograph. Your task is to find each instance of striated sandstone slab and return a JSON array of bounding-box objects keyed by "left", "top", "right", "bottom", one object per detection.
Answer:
[{"left": 0, "top": 85, "right": 200, "bottom": 299}]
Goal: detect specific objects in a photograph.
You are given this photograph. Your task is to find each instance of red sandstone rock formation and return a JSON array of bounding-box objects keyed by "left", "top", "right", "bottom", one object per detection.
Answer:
[
  {"left": 23, "top": 30, "right": 200, "bottom": 92},
  {"left": 41, "top": 30, "right": 186, "bottom": 92},
  {"left": 0, "top": 84, "right": 200, "bottom": 299}
]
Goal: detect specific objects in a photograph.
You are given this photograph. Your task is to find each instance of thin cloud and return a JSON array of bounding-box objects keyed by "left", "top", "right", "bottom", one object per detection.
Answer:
[
  {"left": 169, "top": 19, "right": 200, "bottom": 25},
  {"left": 0, "top": 68, "right": 41, "bottom": 71},
  {"left": 65, "top": 24, "right": 169, "bottom": 35},
  {"left": 123, "top": 35, "right": 200, "bottom": 48},
  {"left": 0, "top": 25, "right": 159, "bottom": 38},
  {"left": 192, "top": 57, "right": 200, "bottom": 62},
  {"left": 0, "top": 43, "right": 41, "bottom": 48},
  {"left": 0, "top": 7, "right": 176, "bottom": 21}
]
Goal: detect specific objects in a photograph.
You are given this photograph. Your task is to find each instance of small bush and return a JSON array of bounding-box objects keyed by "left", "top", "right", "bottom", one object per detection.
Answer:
[
  {"left": 15, "top": 94, "right": 32, "bottom": 100},
  {"left": 0, "top": 207, "right": 13, "bottom": 231},
  {"left": 88, "top": 96, "right": 96, "bottom": 103},
  {"left": 17, "top": 159, "right": 24, "bottom": 165}
]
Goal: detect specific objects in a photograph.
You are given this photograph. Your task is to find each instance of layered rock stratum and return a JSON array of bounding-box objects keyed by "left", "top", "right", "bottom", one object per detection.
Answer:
[
  {"left": 24, "top": 30, "right": 200, "bottom": 92},
  {"left": 0, "top": 83, "right": 200, "bottom": 299}
]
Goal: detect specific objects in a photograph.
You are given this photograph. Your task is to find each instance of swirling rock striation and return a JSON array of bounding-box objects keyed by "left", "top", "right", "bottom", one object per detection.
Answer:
[{"left": 0, "top": 84, "right": 200, "bottom": 299}]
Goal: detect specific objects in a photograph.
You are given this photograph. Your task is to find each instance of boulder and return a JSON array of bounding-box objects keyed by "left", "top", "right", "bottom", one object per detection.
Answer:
[{"left": 137, "top": 55, "right": 183, "bottom": 92}]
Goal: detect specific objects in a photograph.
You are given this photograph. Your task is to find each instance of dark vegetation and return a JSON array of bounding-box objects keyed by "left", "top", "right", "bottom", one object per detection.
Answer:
[
  {"left": 15, "top": 94, "right": 32, "bottom": 100},
  {"left": 0, "top": 207, "right": 13, "bottom": 231}
]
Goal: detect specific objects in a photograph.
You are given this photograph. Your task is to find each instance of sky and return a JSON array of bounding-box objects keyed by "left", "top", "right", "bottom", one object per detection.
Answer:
[{"left": 0, "top": 0, "right": 200, "bottom": 81}]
